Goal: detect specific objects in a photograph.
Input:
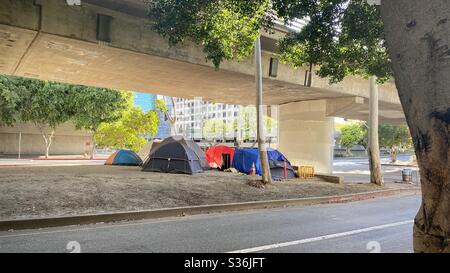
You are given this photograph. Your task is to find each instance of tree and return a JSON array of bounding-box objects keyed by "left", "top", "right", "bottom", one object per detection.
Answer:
[
  {"left": 0, "top": 76, "right": 23, "bottom": 126},
  {"left": 339, "top": 123, "right": 365, "bottom": 156},
  {"left": 95, "top": 97, "right": 160, "bottom": 152},
  {"left": 380, "top": 0, "right": 450, "bottom": 252},
  {"left": 148, "top": 0, "right": 387, "bottom": 185},
  {"left": 149, "top": 0, "right": 449, "bottom": 251},
  {"left": 1, "top": 75, "right": 132, "bottom": 159},
  {"left": 17, "top": 79, "right": 74, "bottom": 159},
  {"left": 148, "top": 0, "right": 270, "bottom": 68},
  {"left": 203, "top": 119, "right": 234, "bottom": 141},
  {"left": 277, "top": 0, "right": 347, "bottom": 86},
  {"left": 70, "top": 86, "right": 127, "bottom": 159},
  {"left": 315, "top": 0, "right": 392, "bottom": 83},
  {"left": 280, "top": 0, "right": 389, "bottom": 186},
  {"left": 255, "top": 36, "right": 273, "bottom": 184},
  {"left": 379, "top": 124, "right": 412, "bottom": 163}
]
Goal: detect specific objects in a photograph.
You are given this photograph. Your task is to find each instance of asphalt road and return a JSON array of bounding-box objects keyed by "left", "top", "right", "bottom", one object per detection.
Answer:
[
  {"left": 0, "top": 194, "right": 421, "bottom": 253},
  {"left": 333, "top": 154, "right": 419, "bottom": 184}
]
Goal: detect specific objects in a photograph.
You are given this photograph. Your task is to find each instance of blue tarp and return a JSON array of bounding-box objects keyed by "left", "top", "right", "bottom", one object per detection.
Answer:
[
  {"left": 232, "top": 148, "right": 292, "bottom": 177},
  {"left": 111, "top": 150, "right": 143, "bottom": 166}
]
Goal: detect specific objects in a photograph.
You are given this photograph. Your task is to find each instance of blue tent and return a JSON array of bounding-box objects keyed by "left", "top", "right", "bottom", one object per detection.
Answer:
[
  {"left": 232, "top": 148, "right": 296, "bottom": 180},
  {"left": 105, "top": 149, "right": 143, "bottom": 166}
]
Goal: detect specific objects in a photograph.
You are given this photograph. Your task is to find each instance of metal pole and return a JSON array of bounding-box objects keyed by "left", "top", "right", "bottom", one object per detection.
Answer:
[
  {"left": 18, "top": 132, "right": 22, "bottom": 160},
  {"left": 255, "top": 36, "right": 272, "bottom": 184}
]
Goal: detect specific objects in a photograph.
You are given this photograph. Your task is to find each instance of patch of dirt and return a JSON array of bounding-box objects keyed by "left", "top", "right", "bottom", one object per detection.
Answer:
[{"left": 0, "top": 165, "right": 417, "bottom": 220}]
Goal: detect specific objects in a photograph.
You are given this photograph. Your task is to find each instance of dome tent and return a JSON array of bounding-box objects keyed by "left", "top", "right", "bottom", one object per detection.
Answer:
[
  {"left": 137, "top": 139, "right": 163, "bottom": 161},
  {"left": 205, "top": 145, "right": 235, "bottom": 169},
  {"left": 232, "top": 148, "right": 296, "bottom": 180},
  {"left": 105, "top": 149, "right": 143, "bottom": 166},
  {"left": 141, "top": 136, "right": 208, "bottom": 174}
]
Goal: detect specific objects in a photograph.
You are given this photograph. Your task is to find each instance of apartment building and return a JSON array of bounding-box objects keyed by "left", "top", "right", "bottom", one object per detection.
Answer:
[{"left": 172, "top": 97, "right": 278, "bottom": 144}]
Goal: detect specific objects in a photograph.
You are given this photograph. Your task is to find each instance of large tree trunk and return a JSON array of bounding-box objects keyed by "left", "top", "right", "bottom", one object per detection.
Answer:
[
  {"left": 255, "top": 36, "right": 272, "bottom": 184},
  {"left": 369, "top": 76, "right": 384, "bottom": 186},
  {"left": 381, "top": 0, "right": 450, "bottom": 252}
]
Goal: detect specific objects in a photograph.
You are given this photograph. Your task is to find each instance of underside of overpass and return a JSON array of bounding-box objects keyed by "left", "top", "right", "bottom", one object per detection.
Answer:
[{"left": 0, "top": 0, "right": 407, "bottom": 173}]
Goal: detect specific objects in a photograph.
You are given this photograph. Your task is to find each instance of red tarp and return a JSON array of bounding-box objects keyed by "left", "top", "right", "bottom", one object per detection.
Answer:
[{"left": 205, "top": 145, "right": 235, "bottom": 168}]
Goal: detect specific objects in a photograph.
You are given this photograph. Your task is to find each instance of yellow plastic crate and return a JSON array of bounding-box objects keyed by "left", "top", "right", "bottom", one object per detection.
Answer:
[{"left": 299, "top": 165, "right": 315, "bottom": 178}]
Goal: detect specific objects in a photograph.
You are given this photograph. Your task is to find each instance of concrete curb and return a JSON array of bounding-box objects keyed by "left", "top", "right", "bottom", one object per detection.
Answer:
[{"left": 0, "top": 188, "right": 420, "bottom": 231}]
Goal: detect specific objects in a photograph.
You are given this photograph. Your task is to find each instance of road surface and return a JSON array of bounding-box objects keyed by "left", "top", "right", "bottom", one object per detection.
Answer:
[
  {"left": 0, "top": 194, "right": 421, "bottom": 253},
  {"left": 333, "top": 154, "right": 419, "bottom": 184}
]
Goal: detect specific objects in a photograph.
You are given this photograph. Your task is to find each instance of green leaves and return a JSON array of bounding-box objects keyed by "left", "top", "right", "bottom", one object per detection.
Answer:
[
  {"left": 148, "top": 0, "right": 269, "bottom": 68},
  {"left": 0, "top": 75, "right": 160, "bottom": 152},
  {"left": 69, "top": 86, "right": 127, "bottom": 132},
  {"left": 0, "top": 76, "right": 73, "bottom": 129},
  {"left": 339, "top": 123, "right": 366, "bottom": 150},
  {"left": 278, "top": 0, "right": 346, "bottom": 70},
  {"left": 147, "top": 0, "right": 392, "bottom": 84},
  {"left": 379, "top": 124, "right": 412, "bottom": 150},
  {"left": 0, "top": 76, "right": 22, "bottom": 126},
  {"left": 279, "top": 0, "right": 392, "bottom": 84},
  {"left": 95, "top": 100, "right": 160, "bottom": 152}
]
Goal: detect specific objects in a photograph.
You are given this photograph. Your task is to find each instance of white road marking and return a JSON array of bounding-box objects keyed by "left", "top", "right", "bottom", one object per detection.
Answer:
[{"left": 227, "top": 220, "right": 414, "bottom": 253}]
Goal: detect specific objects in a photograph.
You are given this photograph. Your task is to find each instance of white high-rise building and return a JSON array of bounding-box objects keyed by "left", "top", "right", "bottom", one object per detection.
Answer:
[{"left": 172, "top": 97, "right": 278, "bottom": 144}]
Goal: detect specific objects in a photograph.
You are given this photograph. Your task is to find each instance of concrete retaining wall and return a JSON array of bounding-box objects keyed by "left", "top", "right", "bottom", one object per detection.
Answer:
[{"left": 0, "top": 122, "right": 93, "bottom": 156}]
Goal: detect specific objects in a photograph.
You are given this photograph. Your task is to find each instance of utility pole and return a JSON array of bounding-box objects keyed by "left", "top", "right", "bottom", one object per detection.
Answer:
[
  {"left": 255, "top": 36, "right": 272, "bottom": 184},
  {"left": 369, "top": 76, "right": 384, "bottom": 186}
]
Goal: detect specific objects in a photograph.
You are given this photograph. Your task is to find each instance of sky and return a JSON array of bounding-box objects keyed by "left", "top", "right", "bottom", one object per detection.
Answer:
[
  {"left": 133, "top": 92, "right": 156, "bottom": 112},
  {"left": 133, "top": 92, "right": 171, "bottom": 138}
]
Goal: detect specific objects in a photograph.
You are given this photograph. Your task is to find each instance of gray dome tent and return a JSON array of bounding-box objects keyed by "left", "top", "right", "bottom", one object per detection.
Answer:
[{"left": 141, "top": 136, "right": 208, "bottom": 174}]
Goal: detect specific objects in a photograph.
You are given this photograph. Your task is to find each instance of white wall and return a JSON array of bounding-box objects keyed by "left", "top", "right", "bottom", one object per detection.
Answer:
[
  {"left": 278, "top": 100, "right": 334, "bottom": 174},
  {"left": 0, "top": 122, "right": 93, "bottom": 156}
]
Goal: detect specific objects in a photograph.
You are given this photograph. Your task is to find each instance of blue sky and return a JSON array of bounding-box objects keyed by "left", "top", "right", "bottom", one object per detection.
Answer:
[{"left": 133, "top": 92, "right": 156, "bottom": 112}]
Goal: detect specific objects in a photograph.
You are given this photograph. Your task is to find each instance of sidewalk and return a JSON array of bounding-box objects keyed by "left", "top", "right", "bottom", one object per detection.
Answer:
[{"left": 0, "top": 158, "right": 105, "bottom": 166}]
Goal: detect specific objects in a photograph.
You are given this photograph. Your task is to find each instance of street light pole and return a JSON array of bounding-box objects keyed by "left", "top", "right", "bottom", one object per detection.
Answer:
[{"left": 255, "top": 36, "right": 272, "bottom": 184}]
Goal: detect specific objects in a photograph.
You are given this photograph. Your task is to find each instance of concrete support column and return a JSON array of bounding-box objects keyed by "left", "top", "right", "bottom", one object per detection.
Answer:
[{"left": 278, "top": 100, "right": 334, "bottom": 174}]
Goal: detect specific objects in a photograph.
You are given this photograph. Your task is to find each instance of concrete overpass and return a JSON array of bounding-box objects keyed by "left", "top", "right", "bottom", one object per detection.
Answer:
[{"left": 0, "top": 0, "right": 406, "bottom": 173}]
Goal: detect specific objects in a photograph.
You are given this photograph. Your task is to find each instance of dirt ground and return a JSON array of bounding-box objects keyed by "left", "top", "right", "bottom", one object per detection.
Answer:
[{"left": 0, "top": 165, "right": 417, "bottom": 220}]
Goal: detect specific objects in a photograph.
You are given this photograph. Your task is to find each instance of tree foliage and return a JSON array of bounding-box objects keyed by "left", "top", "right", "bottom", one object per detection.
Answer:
[
  {"left": 95, "top": 96, "right": 160, "bottom": 152},
  {"left": 339, "top": 123, "right": 365, "bottom": 155},
  {"left": 0, "top": 76, "right": 75, "bottom": 157},
  {"left": 69, "top": 86, "right": 127, "bottom": 133},
  {"left": 203, "top": 118, "right": 237, "bottom": 140},
  {"left": 278, "top": 0, "right": 346, "bottom": 72},
  {"left": 0, "top": 75, "right": 140, "bottom": 157},
  {"left": 148, "top": 0, "right": 270, "bottom": 67},
  {"left": 147, "top": 0, "right": 392, "bottom": 83},
  {"left": 318, "top": 0, "right": 392, "bottom": 83},
  {"left": 0, "top": 76, "right": 26, "bottom": 126},
  {"left": 379, "top": 124, "right": 412, "bottom": 150},
  {"left": 379, "top": 123, "right": 412, "bottom": 162}
]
